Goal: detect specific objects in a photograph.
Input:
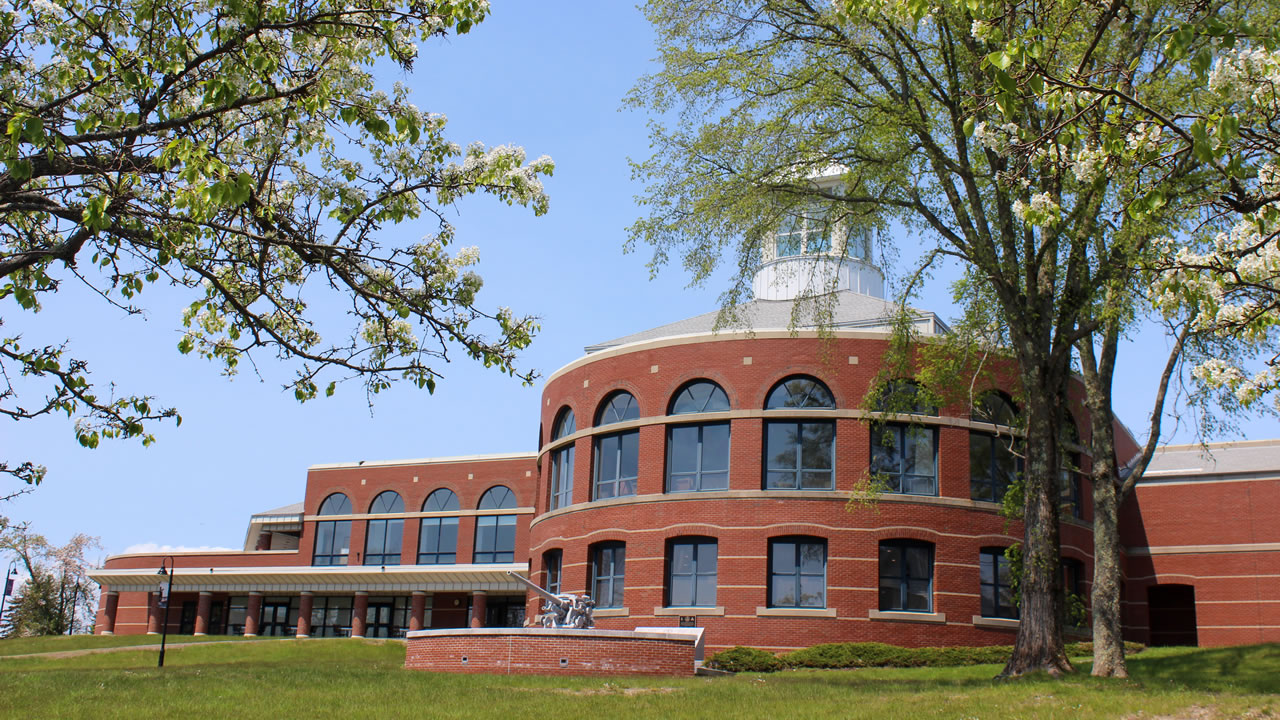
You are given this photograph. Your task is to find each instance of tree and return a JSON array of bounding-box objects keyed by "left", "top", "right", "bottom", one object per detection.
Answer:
[
  {"left": 0, "top": 517, "right": 99, "bottom": 636},
  {"left": 627, "top": 0, "right": 1204, "bottom": 675},
  {"left": 958, "top": 0, "right": 1279, "bottom": 677},
  {"left": 0, "top": 0, "right": 553, "bottom": 489}
]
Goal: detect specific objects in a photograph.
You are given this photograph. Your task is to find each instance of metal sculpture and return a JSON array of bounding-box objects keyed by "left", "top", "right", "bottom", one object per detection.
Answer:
[{"left": 505, "top": 571, "right": 595, "bottom": 629}]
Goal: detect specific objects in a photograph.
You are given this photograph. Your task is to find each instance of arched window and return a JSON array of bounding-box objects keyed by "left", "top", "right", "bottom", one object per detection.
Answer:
[
  {"left": 312, "top": 493, "right": 352, "bottom": 566},
  {"left": 970, "top": 392, "right": 1021, "bottom": 503},
  {"left": 980, "top": 547, "right": 1018, "bottom": 619},
  {"left": 594, "top": 392, "right": 639, "bottom": 500},
  {"left": 768, "top": 536, "right": 826, "bottom": 608},
  {"left": 666, "top": 537, "right": 718, "bottom": 607},
  {"left": 870, "top": 379, "right": 938, "bottom": 496},
  {"left": 764, "top": 376, "right": 835, "bottom": 490},
  {"left": 670, "top": 381, "right": 730, "bottom": 414},
  {"left": 596, "top": 391, "right": 639, "bottom": 426},
  {"left": 474, "top": 485, "right": 517, "bottom": 563},
  {"left": 418, "top": 489, "right": 459, "bottom": 565},
  {"left": 878, "top": 540, "right": 934, "bottom": 612},
  {"left": 364, "top": 491, "right": 403, "bottom": 566},
  {"left": 668, "top": 381, "right": 730, "bottom": 493},
  {"left": 765, "top": 376, "right": 835, "bottom": 410},
  {"left": 550, "top": 407, "right": 576, "bottom": 510},
  {"left": 775, "top": 202, "right": 831, "bottom": 257}
]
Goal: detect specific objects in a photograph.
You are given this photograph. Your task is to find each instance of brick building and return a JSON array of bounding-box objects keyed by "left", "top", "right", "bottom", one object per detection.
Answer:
[{"left": 89, "top": 203, "right": 1279, "bottom": 651}]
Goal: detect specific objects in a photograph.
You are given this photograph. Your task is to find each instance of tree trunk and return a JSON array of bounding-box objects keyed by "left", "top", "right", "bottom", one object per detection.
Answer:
[
  {"left": 1001, "top": 386, "right": 1073, "bottom": 677},
  {"left": 1091, "top": 472, "right": 1128, "bottom": 677}
]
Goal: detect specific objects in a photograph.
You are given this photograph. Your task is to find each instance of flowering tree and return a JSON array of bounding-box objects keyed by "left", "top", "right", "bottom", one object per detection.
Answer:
[
  {"left": 960, "top": 0, "right": 1279, "bottom": 677},
  {"left": 0, "top": 0, "right": 553, "bottom": 489},
  {"left": 0, "top": 517, "right": 100, "bottom": 636},
  {"left": 628, "top": 0, "right": 1206, "bottom": 676}
]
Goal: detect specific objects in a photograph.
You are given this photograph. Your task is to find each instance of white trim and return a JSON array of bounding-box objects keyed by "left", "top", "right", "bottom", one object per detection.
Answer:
[
  {"left": 755, "top": 607, "right": 838, "bottom": 618},
  {"left": 653, "top": 606, "right": 725, "bottom": 617},
  {"left": 308, "top": 451, "right": 536, "bottom": 471},
  {"left": 972, "top": 616, "right": 1019, "bottom": 630},
  {"left": 868, "top": 609, "right": 946, "bottom": 624}
]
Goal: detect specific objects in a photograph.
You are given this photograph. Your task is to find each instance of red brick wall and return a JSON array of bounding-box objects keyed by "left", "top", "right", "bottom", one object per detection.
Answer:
[
  {"left": 405, "top": 629, "right": 697, "bottom": 676},
  {"left": 527, "top": 334, "right": 1095, "bottom": 651}
]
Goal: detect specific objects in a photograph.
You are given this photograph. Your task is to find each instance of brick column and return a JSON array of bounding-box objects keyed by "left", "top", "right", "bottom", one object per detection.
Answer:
[
  {"left": 99, "top": 591, "right": 119, "bottom": 635},
  {"left": 410, "top": 591, "right": 428, "bottom": 632},
  {"left": 470, "top": 590, "right": 487, "bottom": 628},
  {"left": 351, "top": 592, "right": 368, "bottom": 638},
  {"left": 245, "top": 592, "right": 263, "bottom": 637},
  {"left": 194, "top": 591, "right": 213, "bottom": 636},
  {"left": 296, "top": 592, "right": 313, "bottom": 638},
  {"left": 146, "top": 592, "right": 161, "bottom": 635}
]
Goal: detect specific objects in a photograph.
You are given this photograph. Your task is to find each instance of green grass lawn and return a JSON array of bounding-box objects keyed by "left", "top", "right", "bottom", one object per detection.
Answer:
[
  {"left": 0, "top": 633, "right": 273, "bottom": 656},
  {"left": 0, "top": 638, "right": 1275, "bottom": 719}
]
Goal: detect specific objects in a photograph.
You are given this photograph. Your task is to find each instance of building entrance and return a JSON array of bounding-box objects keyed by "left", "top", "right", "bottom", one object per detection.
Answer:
[
  {"left": 259, "top": 600, "right": 293, "bottom": 636},
  {"left": 1148, "top": 584, "right": 1198, "bottom": 646},
  {"left": 366, "top": 602, "right": 396, "bottom": 637}
]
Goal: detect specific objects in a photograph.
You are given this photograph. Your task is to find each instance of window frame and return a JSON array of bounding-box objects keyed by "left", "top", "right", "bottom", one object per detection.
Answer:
[
  {"left": 666, "top": 421, "right": 731, "bottom": 492},
  {"left": 870, "top": 423, "right": 939, "bottom": 496},
  {"left": 979, "top": 547, "right": 1019, "bottom": 620},
  {"left": 878, "top": 540, "right": 935, "bottom": 613},
  {"left": 543, "top": 549, "right": 563, "bottom": 595},
  {"left": 665, "top": 537, "right": 718, "bottom": 608},
  {"left": 472, "top": 515, "right": 516, "bottom": 564},
  {"left": 767, "top": 537, "right": 827, "bottom": 609},
  {"left": 549, "top": 408, "right": 576, "bottom": 510},
  {"left": 416, "top": 516, "right": 458, "bottom": 565},
  {"left": 593, "top": 430, "right": 639, "bottom": 500},
  {"left": 363, "top": 491, "right": 404, "bottom": 566},
  {"left": 590, "top": 542, "right": 626, "bottom": 609},
  {"left": 312, "top": 493, "right": 352, "bottom": 567}
]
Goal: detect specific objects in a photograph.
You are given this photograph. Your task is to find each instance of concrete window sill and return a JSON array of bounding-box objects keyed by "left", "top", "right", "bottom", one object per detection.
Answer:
[
  {"left": 972, "top": 615, "right": 1019, "bottom": 630},
  {"left": 653, "top": 606, "right": 725, "bottom": 616},
  {"left": 868, "top": 610, "right": 946, "bottom": 624},
  {"left": 593, "top": 607, "right": 629, "bottom": 618},
  {"left": 755, "top": 607, "right": 837, "bottom": 618}
]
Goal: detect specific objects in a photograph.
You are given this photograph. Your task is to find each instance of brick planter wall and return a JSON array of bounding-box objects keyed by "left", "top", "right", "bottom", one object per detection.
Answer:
[{"left": 405, "top": 628, "right": 700, "bottom": 676}]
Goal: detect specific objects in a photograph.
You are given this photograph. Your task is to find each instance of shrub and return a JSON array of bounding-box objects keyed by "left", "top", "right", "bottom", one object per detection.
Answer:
[
  {"left": 1065, "top": 641, "right": 1145, "bottom": 656},
  {"left": 782, "top": 643, "right": 1010, "bottom": 669},
  {"left": 705, "top": 646, "right": 785, "bottom": 673}
]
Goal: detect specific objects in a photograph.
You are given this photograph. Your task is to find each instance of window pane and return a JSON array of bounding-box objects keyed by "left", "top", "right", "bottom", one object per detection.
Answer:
[
  {"left": 799, "top": 575, "right": 825, "bottom": 607},
  {"left": 970, "top": 434, "right": 994, "bottom": 500},
  {"left": 670, "top": 575, "right": 693, "bottom": 606},
  {"left": 771, "top": 581, "right": 795, "bottom": 607},
  {"left": 620, "top": 431, "right": 639, "bottom": 480},
  {"left": 906, "top": 546, "right": 930, "bottom": 579},
  {"left": 801, "top": 422, "right": 834, "bottom": 470},
  {"left": 334, "top": 521, "right": 350, "bottom": 556},
  {"left": 440, "top": 518, "right": 458, "bottom": 553},
  {"left": 669, "top": 426, "right": 699, "bottom": 474},
  {"left": 696, "top": 574, "right": 716, "bottom": 606},
  {"left": 907, "top": 580, "right": 931, "bottom": 610},
  {"left": 773, "top": 543, "right": 796, "bottom": 575},
  {"left": 701, "top": 424, "right": 730, "bottom": 472}
]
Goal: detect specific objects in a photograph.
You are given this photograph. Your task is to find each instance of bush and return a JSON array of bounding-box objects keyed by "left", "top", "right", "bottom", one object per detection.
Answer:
[
  {"left": 705, "top": 646, "right": 786, "bottom": 673},
  {"left": 709, "top": 640, "right": 1148, "bottom": 673},
  {"left": 782, "top": 643, "right": 1010, "bottom": 669}
]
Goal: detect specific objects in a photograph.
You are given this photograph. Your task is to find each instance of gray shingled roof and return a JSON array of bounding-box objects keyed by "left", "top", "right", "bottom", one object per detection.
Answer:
[
  {"left": 585, "top": 291, "right": 948, "bottom": 353},
  {"left": 250, "top": 501, "right": 304, "bottom": 519},
  {"left": 1143, "top": 439, "right": 1280, "bottom": 482}
]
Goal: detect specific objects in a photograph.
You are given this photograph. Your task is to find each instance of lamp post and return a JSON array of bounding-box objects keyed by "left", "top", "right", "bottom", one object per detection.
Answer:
[
  {"left": 156, "top": 557, "right": 175, "bottom": 668},
  {"left": 0, "top": 561, "right": 17, "bottom": 633}
]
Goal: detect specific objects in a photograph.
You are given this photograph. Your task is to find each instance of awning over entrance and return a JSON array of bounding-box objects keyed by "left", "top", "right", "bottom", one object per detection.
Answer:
[{"left": 89, "top": 562, "right": 530, "bottom": 594}]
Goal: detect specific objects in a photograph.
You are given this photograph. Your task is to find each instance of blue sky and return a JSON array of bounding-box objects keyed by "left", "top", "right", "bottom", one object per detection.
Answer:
[{"left": 4, "top": 2, "right": 1271, "bottom": 562}]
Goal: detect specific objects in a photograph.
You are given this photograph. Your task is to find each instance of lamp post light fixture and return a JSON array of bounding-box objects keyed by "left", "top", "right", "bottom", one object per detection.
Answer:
[{"left": 156, "top": 557, "right": 175, "bottom": 668}]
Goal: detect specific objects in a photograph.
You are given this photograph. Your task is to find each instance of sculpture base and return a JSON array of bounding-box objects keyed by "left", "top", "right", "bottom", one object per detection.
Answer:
[{"left": 404, "top": 627, "right": 705, "bottom": 677}]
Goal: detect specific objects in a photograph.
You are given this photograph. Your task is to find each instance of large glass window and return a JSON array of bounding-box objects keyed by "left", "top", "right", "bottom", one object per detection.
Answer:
[
  {"left": 980, "top": 547, "right": 1018, "bottom": 619},
  {"left": 869, "top": 380, "right": 938, "bottom": 496},
  {"left": 594, "top": 392, "right": 639, "bottom": 500},
  {"left": 970, "top": 392, "right": 1020, "bottom": 503},
  {"left": 667, "top": 538, "right": 717, "bottom": 607},
  {"left": 1060, "top": 417, "right": 1084, "bottom": 519},
  {"left": 473, "top": 485, "right": 517, "bottom": 564},
  {"left": 668, "top": 381, "right": 730, "bottom": 492},
  {"left": 363, "top": 491, "right": 404, "bottom": 566},
  {"left": 543, "top": 550, "right": 562, "bottom": 594},
  {"left": 871, "top": 424, "right": 938, "bottom": 495},
  {"left": 418, "top": 489, "right": 459, "bottom": 565},
  {"left": 769, "top": 537, "right": 827, "bottom": 608},
  {"left": 550, "top": 408, "right": 576, "bottom": 510},
  {"left": 591, "top": 542, "right": 626, "bottom": 608},
  {"left": 878, "top": 540, "right": 934, "bottom": 612},
  {"left": 764, "top": 376, "right": 836, "bottom": 491},
  {"left": 309, "top": 596, "right": 353, "bottom": 637},
  {"left": 775, "top": 203, "right": 831, "bottom": 257},
  {"left": 312, "top": 493, "right": 352, "bottom": 566}
]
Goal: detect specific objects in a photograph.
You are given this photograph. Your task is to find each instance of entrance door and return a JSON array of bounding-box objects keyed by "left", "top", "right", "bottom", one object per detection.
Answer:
[
  {"left": 259, "top": 601, "right": 292, "bottom": 637},
  {"left": 366, "top": 603, "right": 394, "bottom": 637},
  {"left": 179, "top": 601, "right": 197, "bottom": 634},
  {"left": 1148, "top": 584, "right": 1198, "bottom": 646}
]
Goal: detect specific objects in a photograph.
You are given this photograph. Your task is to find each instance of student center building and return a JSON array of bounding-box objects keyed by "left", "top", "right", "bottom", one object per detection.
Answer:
[{"left": 89, "top": 205, "right": 1280, "bottom": 652}]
